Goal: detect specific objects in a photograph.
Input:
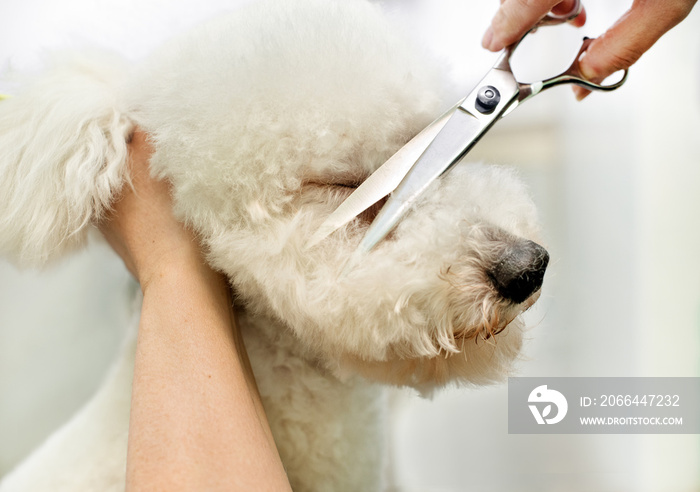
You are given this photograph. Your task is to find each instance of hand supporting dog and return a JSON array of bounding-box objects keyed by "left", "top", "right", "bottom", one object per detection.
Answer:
[{"left": 99, "top": 130, "right": 292, "bottom": 492}]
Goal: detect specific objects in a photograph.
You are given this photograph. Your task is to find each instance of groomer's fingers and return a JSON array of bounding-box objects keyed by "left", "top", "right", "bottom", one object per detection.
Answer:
[
  {"left": 573, "top": 0, "right": 696, "bottom": 100},
  {"left": 483, "top": 0, "right": 586, "bottom": 52}
]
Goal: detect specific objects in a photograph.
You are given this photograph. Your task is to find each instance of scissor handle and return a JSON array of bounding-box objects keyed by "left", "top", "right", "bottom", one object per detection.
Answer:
[
  {"left": 503, "top": 0, "right": 628, "bottom": 94},
  {"left": 539, "top": 37, "right": 629, "bottom": 92}
]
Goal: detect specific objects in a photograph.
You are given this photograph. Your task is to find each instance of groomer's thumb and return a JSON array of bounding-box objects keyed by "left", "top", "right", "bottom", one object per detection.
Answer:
[{"left": 575, "top": 0, "right": 694, "bottom": 98}]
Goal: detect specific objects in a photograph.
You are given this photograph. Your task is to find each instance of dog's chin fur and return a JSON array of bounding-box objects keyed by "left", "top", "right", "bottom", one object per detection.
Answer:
[{"left": 0, "top": 0, "right": 546, "bottom": 490}]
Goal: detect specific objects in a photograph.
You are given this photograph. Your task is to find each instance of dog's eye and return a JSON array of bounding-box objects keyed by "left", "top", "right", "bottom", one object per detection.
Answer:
[
  {"left": 329, "top": 181, "right": 359, "bottom": 189},
  {"left": 301, "top": 178, "right": 362, "bottom": 190},
  {"left": 302, "top": 170, "right": 367, "bottom": 191}
]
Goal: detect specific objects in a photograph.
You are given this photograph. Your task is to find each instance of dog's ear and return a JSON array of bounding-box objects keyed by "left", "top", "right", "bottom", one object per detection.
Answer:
[{"left": 0, "top": 52, "right": 133, "bottom": 267}]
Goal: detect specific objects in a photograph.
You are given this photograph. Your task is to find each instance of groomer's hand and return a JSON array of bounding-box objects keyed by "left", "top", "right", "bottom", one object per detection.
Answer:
[
  {"left": 99, "top": 130, "right": 196, "bottom": 289},
  {"left": 99, "top": 130, "right": 291, "bottom": 492},
  {"left": 482, "top": 0, "right": 587, "bottom": 52},
  {"left": 482, "top": 0, "right": 697, "bottom": 100}
]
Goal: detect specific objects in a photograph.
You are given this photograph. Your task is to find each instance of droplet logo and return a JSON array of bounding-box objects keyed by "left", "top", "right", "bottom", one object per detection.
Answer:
[{"left": 528, "top": 385, "right": 568, "bottom": 424}]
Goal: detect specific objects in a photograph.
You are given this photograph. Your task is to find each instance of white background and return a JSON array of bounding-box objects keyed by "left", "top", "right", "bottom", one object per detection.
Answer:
[{"left": 0, "top": 1, "right": 698, "bottom": 491}]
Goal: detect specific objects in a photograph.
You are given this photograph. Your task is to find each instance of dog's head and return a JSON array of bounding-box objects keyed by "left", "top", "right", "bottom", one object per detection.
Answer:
[
  {"left": 0, "top": 0, "right": 547, "bottom": 391},
  {"left": 131, "top": 0, "right": 548, "bottom": 390}
]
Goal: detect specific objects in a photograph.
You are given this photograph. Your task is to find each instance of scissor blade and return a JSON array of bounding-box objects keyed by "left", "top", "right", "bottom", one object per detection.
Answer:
[
  {"left": 355, "top": 107, "right": 487, "bottom": 254},
  {"left": 305, "top": 107, "right": 454, "bottom": 249},
  {"left": 354, "top": 66, "right": 522, "bottom": 255}
]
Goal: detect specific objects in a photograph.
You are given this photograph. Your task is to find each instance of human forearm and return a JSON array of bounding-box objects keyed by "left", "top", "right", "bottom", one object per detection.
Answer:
[
  {"left": 125, "top": 257, "right": 290, "bottom": 491},
  {"left": 102, "top": 130, "right": 291, "bottom": 491}
]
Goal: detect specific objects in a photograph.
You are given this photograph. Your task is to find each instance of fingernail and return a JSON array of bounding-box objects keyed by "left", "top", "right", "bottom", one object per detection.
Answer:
[{"left": 482, "top": 27, "right": 494, "bottom": 50}]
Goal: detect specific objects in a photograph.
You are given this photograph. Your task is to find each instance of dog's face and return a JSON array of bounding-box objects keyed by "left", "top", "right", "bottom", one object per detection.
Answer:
[
  {"left": 135, "top": 0, "right": 548, "bottom": 389},
  {"left": 150, "top": 116, "right": 547, "bottom": 389},
  {"left": 199, "top": 159, "right": 546, "bottom": 389}
]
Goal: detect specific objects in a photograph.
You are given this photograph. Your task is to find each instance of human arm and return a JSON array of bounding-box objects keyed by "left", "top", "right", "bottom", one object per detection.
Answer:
[
  {"left": 100, "top": 130, "right": 292, "bottom": 491},
  {"left": 482, "top": 0, "right": 696, "bottom": 100}
]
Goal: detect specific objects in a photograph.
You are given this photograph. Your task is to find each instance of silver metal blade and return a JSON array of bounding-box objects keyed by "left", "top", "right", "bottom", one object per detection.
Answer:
[
  {"left": 305, "top": 107, "right": 454, "bottom": 249},
  {"left": 354, "top": 66, "right": 521, "bottom": 255},
  {"left": 355, "top": 107, "right": 485, "bottom": 254}
]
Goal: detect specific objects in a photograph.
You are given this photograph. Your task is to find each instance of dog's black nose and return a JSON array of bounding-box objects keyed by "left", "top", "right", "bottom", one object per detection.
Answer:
[{"left": 488, "top": 240, "right": 549, "bottom": 304}]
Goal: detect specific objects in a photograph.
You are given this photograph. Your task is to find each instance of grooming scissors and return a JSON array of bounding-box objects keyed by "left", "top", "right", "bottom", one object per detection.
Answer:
[{"left": 308, "top": 2, "right": 627, "bottom": 254}]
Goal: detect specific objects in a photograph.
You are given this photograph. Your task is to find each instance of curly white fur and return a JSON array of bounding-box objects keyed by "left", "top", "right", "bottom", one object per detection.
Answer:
[
  {"left": 0, "top": 1, "right": 545, "bottom": 491},
  {"left": 0, "top": 52, "right": 132, "bottom": 266}
]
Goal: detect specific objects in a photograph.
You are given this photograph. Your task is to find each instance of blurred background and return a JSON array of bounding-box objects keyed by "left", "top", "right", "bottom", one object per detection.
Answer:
[{"left": 0, "top": 1, "right": 698, "bottom": 491}]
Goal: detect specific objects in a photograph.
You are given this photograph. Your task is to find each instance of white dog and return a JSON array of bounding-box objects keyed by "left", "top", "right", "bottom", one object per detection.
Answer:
[{"left": 0, "top": 0, "right": 548, "bottom": 490}]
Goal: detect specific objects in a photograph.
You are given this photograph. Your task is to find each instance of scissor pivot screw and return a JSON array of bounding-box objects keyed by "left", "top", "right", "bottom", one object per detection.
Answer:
[{"left": 476, "top": 85, "right": 501, "bottom": 114}]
